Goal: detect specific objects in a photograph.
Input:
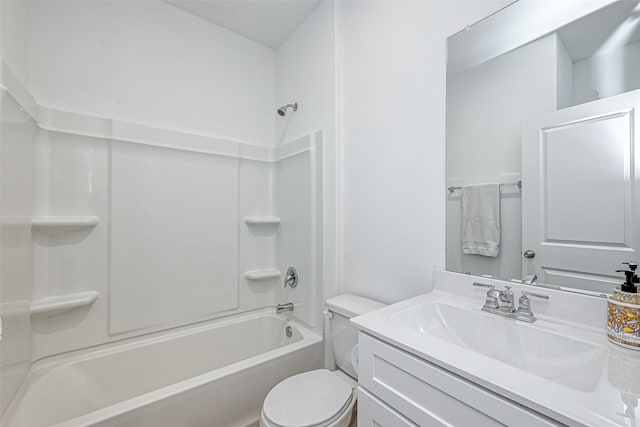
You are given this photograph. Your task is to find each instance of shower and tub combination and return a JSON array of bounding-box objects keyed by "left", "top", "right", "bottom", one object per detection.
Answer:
[
  {"left": 0, "top": 35, "right": 324, "bottom": 425},
  {"left": 4, "top": 311, "right": 321, "bottom": 427}
]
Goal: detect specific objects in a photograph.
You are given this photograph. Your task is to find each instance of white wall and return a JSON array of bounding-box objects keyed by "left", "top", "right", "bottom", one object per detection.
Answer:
[
  {"left": 275, "top": 1, "right": 338, "bottom": 303},
  {"left": 276, "top": 1, "right": 335, "bottom": 146},
  {"left": 27, "top": 0, "right": 276, "bottom": 145},
  {"left": 446, "top": 34, "right": 559, "bottom": 281},
  {"left": 337, "top": 0, "right": 510, "bottom": 304}
]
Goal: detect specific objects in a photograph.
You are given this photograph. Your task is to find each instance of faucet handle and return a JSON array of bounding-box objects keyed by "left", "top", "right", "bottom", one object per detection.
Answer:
[
  {"left": 521, "top": 290, "right": 549, "bottom": 300},
  {"left": 516, "top": 290, "right": 549, "bottom": 323},
  {"left": 473, "top": 283, "right": 499, "bottom": 309}
]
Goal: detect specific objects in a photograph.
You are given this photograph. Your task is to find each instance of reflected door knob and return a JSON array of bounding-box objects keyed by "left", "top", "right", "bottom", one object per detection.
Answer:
[{"left": 523, "top": 250, "right": 535, "bottom": 259}]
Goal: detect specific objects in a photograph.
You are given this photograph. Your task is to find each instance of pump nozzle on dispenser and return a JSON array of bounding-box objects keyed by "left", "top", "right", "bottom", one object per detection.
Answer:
[
  {"left": 617, "top": 269, "right": 638, "bottom": 293},
  {"left": 623, "top": 262, "right": 640, "bottom": 285}
]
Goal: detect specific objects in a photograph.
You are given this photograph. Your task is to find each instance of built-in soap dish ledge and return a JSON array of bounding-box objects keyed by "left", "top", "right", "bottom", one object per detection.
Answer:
[
  {"left": 244, "top": 216, "right": 281, "bottom": 226},
  {"left": 244, "top": 269, "right": 281, "bottom": 281},
  {"left": 31, "top": 215, "right": 100, "bottom": 234},
  {"left": 30, "top": 291, "right": 99, "bottom": 317}
]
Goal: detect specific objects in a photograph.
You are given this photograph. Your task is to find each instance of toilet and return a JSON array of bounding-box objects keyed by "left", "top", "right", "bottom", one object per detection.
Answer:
[{"left": 260, "top": 294, "right": 385, "bottom": 427}]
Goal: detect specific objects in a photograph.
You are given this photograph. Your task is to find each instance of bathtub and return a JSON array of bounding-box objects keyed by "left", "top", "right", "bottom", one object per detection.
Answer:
[{"left": 2, "top": 309, "right": 323, "bottom": 427}]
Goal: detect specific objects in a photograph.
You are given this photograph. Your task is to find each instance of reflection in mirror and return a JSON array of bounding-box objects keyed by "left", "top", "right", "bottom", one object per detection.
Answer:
[{"left": 446, "top": 0, "right": 640, "bottom": 294}]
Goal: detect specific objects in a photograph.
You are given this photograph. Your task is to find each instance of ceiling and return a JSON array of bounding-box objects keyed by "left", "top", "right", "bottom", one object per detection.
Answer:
[
  {"left": 164, "top": 0, "right": 323, "bottom": 49},
  {"left": 557, "top": 0, "right": 640, "bottom": 61}
]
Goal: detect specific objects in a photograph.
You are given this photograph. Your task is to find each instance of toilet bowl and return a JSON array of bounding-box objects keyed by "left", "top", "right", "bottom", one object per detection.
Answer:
[
  {"left": 260, "top": 369, "right": 356, "bottom": 427},
  {"left": 260, "top": 294, "right": 385, "bottom": 427}
]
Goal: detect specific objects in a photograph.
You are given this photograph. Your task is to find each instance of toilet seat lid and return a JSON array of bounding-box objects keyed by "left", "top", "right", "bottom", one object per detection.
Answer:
[{"left": 263, "top": 369, "right": 352, "bottom": 427}]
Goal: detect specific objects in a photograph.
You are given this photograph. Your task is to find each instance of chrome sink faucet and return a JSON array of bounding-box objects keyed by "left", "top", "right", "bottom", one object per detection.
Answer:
[
  {"left": 473, "top": 282, "right": 548, "bottom": 323},
  {"left": 473, "top": 283, "right": 515, "bottom": 313}
]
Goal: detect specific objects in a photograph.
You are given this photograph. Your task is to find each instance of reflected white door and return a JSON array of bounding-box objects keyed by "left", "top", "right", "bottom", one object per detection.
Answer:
[{"left": 522, "top": 90, "right": 640, "bottom": 293}]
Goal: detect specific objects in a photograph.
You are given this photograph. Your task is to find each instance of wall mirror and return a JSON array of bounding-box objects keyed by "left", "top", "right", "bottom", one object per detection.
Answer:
[{"left": 446, "top": 0, "right": 640, "bottom": 295}]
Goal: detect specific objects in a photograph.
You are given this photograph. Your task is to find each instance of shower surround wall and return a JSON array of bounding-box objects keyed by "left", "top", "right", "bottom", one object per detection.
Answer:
[
  {"left": 28, "top": 127, "right": 295, "bottom": 358},
  {"left": 0, "top": 89, "right": 36, "bottom": 413},
  {"left": 275, "top": 133, "right": 324, "bottom": 329},
  {"left": 0, "top": 0, "right": 324, "bottom": 415},
  {"left": 1, "top": 0, "right": 33, "bottom": 411}
]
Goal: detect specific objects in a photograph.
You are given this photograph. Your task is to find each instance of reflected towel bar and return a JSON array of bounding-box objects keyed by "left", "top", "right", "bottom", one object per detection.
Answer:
[{"left": 448, "top": 180, "right": 522, "bottom": 194}]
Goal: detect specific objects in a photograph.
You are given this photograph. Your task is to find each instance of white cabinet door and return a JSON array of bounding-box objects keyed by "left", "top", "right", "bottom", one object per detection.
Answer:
[
  {"left": 358, "top": 387, "right": 417, "bottom": 427},
  {"left": 522, "top": 90, "right": 640, "bottom": 293},
  {"left": 358, "top": 333, "right": 560, "bottom": 427}
]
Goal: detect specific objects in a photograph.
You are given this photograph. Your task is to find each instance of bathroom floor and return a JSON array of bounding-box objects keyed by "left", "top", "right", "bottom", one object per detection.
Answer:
[{"left": 349, "top": 406, "right": 357, "bottom": 426}]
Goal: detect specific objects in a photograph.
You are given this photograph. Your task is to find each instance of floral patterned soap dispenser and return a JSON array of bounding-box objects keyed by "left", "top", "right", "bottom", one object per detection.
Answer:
[{"left": 608, "top": 262, "right": 640, "bottom": 350}]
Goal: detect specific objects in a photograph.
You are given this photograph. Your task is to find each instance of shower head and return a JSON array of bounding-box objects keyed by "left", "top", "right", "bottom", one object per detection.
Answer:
[{"left": 277, "top": 103, "right": 298, "bottom": 117}]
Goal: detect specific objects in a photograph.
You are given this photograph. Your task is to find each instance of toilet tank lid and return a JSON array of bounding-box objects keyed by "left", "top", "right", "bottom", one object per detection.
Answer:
[{"left": 325, "top": 294, "right": 386, "bottom": 318}]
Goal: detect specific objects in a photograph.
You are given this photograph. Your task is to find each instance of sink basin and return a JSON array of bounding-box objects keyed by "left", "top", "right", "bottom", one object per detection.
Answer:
[{"left": 390, "top": 301, "right": 608, "bottom": 392}]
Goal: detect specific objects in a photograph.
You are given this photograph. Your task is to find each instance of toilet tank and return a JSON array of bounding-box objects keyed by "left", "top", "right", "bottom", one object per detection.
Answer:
[{"left": 325, "top": 294, "right": 385, "bottom": 379}]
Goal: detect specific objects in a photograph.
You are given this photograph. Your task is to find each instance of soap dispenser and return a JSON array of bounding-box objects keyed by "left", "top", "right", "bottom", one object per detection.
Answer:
[{"left": 607, "top": 262, "right": 640, "bottom": 350}]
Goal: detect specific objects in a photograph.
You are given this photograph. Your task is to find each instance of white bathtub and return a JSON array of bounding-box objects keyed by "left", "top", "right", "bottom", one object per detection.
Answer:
[{"left": 2, "top": 309, "right": 323, "bottom": 427}]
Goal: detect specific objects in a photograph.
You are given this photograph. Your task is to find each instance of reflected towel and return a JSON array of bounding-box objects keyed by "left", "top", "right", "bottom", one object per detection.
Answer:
[{"left": 461, "top": 184, "right": 500, "bottom": 257}]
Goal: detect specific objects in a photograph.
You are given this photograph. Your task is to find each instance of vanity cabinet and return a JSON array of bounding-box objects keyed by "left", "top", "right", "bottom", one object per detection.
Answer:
[
  {"left": 357, "top": 333, "right": 563, "bottom": 427},
  {"left": 358, "top": 388, "right": 416, "bottom": 426}
]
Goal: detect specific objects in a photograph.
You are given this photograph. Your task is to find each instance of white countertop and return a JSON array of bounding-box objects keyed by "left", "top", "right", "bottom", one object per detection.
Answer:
[{"left": 351, "top": 271, "right": 640, "bottom": 427}]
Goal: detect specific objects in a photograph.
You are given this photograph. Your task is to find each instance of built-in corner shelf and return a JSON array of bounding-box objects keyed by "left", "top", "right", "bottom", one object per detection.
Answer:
[
  {"left": 31, "top": 215, "right": 100, "bottom": 234},
  {"left": 30, "top": 291, "right": 99, "bottom": 317},
  {"left": 244, "top": 216, "right": 281, "bottom": 226},
  {"left": 244, "top": 269, "right": 281, "bottom": 281}
]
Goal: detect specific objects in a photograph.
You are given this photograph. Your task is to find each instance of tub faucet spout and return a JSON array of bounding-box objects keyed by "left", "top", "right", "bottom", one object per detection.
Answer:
[{"left": 276, "top": 303, "right": 294, "bottom": 314}]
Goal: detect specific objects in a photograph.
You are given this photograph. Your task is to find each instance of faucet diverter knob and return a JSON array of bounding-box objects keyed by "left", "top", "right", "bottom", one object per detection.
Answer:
[{"left": 284, "top": 267, "right": 298, "bottom": 288}]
